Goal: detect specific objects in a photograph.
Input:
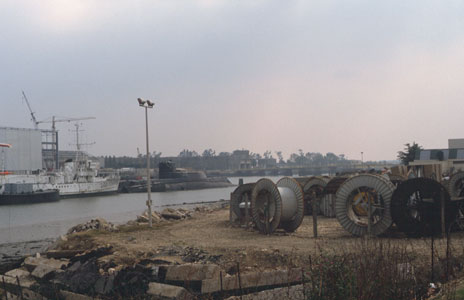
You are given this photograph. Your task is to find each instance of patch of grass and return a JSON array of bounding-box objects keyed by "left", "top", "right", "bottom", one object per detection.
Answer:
[
  {"left": 117, "top": 222, "right": 169, "bottom": 233},
  {"left": 456, "top": 285, "right": 464, "bottom": 300}
]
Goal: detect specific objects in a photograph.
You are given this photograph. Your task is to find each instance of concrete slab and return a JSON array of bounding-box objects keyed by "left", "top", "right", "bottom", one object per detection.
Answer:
[
  {"left": 165, "top": 264, "right": 220, "bottom": 282},
  {"left": 147, "top": 282, "right": 194, "bottom": 300},
  {"left": 201, "top": 268, "right": 302, "bottom": 294}
]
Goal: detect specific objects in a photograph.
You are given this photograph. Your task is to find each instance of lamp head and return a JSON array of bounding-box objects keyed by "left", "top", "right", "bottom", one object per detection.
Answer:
[
  {"left": 146, "top": 100, "right": 155, "bottom": 108},
  {"left": 137, "top": 98, "right": 146, "bottom": 107}
]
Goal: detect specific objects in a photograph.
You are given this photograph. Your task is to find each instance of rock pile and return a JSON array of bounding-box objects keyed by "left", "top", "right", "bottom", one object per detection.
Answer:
[
  {"left": 67, "top": 218, "right": 117, "bottom": 234},
  {"left": 136, "top": 208, "right": 192, "bottom": 223}
]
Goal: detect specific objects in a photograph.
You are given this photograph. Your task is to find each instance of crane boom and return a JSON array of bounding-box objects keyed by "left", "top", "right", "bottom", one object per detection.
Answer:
[
  {"left": 21, "top": 91, "right": 38, "bottom": 129},
  {"left": 37, "top": 116, "right": 96, "bottom": 131}
]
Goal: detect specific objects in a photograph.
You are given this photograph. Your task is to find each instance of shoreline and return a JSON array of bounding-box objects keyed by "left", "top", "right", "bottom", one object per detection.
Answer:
[{"left": 0, "top": 200, "right": 229, "bottom": 268}]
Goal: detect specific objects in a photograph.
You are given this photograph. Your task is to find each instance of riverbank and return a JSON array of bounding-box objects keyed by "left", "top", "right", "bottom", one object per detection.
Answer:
[{"left": 1, "top": 201, "right": 464, "bottom": 299}]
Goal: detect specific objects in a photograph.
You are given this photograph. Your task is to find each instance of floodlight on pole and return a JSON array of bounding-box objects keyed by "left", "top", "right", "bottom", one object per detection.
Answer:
[{"left": 137, "top": 98, "right": 155, "bottom": 227}]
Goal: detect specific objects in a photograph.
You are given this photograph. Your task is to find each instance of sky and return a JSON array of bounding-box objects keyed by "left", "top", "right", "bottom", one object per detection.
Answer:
[{"left": 1, "top": 0, "right": 464, "bottom": 161}]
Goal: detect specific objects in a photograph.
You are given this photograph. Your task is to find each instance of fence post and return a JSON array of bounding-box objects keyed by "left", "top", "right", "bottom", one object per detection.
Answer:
[
  {"left": 367, "top": 193, "right": 372, "bottom": 238},
  {"left": 15, "top": 276, "right": 23, "bottom": 300},
  {"left": 312, "top": 196, "right": 318, "bottom": 238},
  {"left": 2, "top": 276, "right": 8, "bottom": 300},
  {"left": 441, "top": 189, "right": 446, "bottom": 237},
  {"left": 220, "top": 271, "right": 223, "bottom": 298},
  {"left": 302, "top": 268, "right": 306, "bottom": 299},
  {"left": 237, "top": 262, "right": 243, "bottom": 300},
  {"left": 431, "top": 233, "right": 435, "bottom": 282},
  {"left": 244, "top": 194, "right": 249, "bottom": 229}
]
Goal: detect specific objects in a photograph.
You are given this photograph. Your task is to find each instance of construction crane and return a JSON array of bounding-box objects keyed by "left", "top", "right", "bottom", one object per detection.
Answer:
[
  {"left": 21, "top": 91, "right": 39, "bottom": 129},
  {"left": 37, "top": 116, "right": 96, "bottom": 170},
  {"left": 37, "top": 116, "right": 96, "bottom": 132}
]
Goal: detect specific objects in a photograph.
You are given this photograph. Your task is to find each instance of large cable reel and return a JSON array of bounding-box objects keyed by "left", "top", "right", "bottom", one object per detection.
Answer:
[
  {"left": 447, "top": 172, "right": 464, "bottom": 230},
  {"left": 251, "top": 177, "right": 304, "bottom": 234},
  {"left": 391, "top": 178, "right": 459, "bottom": 236},
  {"left": 335, "top": 174, "right": 395, "bottom": 236},
  {"left": 230, "top": 183, "right": 255, "bottom": 220},
  {"left": 277, "top": 177, "right": 305, "bottom": 232},
  {"left": 447, "top": 172, "right": 464, "bottom": 199},
  {"left": 303, "top": 177, "right": 329, "bottom": 215}
]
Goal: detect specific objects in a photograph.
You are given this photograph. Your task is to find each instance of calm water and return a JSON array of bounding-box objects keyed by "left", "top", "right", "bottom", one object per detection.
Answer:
[{"left": 0, "top": 176, "right": 278, "bottom": 243}]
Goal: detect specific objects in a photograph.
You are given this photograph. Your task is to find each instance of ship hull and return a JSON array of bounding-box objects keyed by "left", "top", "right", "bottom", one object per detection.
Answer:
[{"left": 0, "top": 190, "right": 60, "bottom": 205}]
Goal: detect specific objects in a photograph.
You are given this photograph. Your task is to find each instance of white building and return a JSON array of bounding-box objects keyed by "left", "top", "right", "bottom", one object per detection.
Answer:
[{"left": 0, "top": 127, "right": 43, "bottom": 172}]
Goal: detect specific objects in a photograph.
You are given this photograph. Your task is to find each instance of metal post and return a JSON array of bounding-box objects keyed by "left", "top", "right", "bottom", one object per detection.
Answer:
[
  {"left": 312, "top": 197, "right": 318, "bottom": 238},
  {"left": 244, "top": 194, "right": 249, "bottom": 228},
  {"left": 145, "top": 107, "right": 153, "bottom": 228},
  {"left": 367, "top": 194, "right": 372, "bottom": 237},
  {"left": 441, "top": 189, "right": 445, "bottom": 237}
]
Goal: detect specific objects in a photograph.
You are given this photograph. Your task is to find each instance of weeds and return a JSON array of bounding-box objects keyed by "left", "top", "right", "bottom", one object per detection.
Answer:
[{"left": 304, "top": 240, "right": 431, "bottom": 300}]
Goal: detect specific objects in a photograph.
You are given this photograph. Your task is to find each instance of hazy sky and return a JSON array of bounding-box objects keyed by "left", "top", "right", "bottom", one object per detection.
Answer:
[{"left": 1, "top": 1, "right": 463, "bottom": 161}]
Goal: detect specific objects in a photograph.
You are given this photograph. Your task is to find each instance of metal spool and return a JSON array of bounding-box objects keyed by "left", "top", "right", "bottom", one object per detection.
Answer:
[
  {"left": 294, "top": 177, "right": 311, "bottom": 187},
  {"left": 303, "top": 177, "right": 330, "bottom": 215},
  {"left": 251, "top": 179, "right": 282, "bottom": 234},
  {"left": 447, "top": 172, "right": 464, "bottom": 199},
  {"left": 230, "top": 183, "right": 255, "bottom": 220},
  {"left": 388, "top": 174, "right": 407, "bottom": 187},
  {"left": 276, "top": 177, "right": 305, "bottom": 232},
  {"left": 323, "top": 176, "right": 349, "bottom": 195},
  {"left": 391, "top": 178, "right": 459, "bottom": 236},
  {"left": 251, "top": 177, "right": 304, "bottom": 234},
  {"left": 335, "top": 174, "right": 395, "bottom": 236}
]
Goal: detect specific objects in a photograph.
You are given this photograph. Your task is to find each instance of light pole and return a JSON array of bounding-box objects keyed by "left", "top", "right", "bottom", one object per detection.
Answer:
[{"left": 138, "top": 98, "right": 155, "bottom": 227}]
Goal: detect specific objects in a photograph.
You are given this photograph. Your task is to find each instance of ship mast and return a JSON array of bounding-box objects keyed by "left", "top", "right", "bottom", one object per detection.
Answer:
[{"left": 71, "top": 123, "right": 95, "bottom": 166}]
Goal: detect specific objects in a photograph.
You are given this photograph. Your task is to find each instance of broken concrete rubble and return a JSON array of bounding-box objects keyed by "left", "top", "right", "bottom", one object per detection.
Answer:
[
  {"left": 225, "top": 284, "right": 305, "bottom": 300},
  {"left": 201, "top": 268, "right": 302, "bottom": 294},
  {"left": 67, "top": 218, "right": 117, "bottom": 234},
  {"left": 147, "top": 282, "right": 194, "bottom": 300},
  {"left": 164, "top": 263, "right": 221, "bottom": 282},
  {"left": 23, "top": 256, "right": 68, "bottom": 272}
]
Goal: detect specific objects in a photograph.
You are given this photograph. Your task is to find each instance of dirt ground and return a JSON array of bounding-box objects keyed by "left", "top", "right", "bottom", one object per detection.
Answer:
[{"left": 58, "top": 204, "right": 464, "bottom": 272}]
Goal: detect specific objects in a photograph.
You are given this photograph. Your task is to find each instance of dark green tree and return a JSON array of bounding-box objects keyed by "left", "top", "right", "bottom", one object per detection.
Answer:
[{"left": 397, "top": 142, "right": 422, "bottom": 165}]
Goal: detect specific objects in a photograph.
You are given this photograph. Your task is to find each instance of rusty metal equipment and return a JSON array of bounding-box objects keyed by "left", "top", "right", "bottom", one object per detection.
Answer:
[
  {"left": 251, "top": 177, "right": 304, "bottom": 234},
  {"left": 391, "top": 178, "right": 459, "bottom": 236},
  {"left": 335, "top": 174, "right": 395, "bottom": 236}
]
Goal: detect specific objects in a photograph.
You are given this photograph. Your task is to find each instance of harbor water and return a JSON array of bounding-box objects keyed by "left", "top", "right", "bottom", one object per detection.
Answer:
[{"left": 0, "top": 176, "right": 275, "bottom": 244}]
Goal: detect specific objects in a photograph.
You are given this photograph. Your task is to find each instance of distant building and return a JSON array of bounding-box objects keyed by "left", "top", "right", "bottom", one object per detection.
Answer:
[
  {"left": 230, "top": 150, "right": 253, "bottom": 170},
  {"left": 449, "top": 138, "right": 464, "bottom": 149},
  {"left": 0, "top": 127, "right": 43, "bottom": 172},
  {"left": 258, "top": 158, "right": 277, "bottom": 169},
  {"left": 411, "top": 141, "right": 464, "bottom": 174}
]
